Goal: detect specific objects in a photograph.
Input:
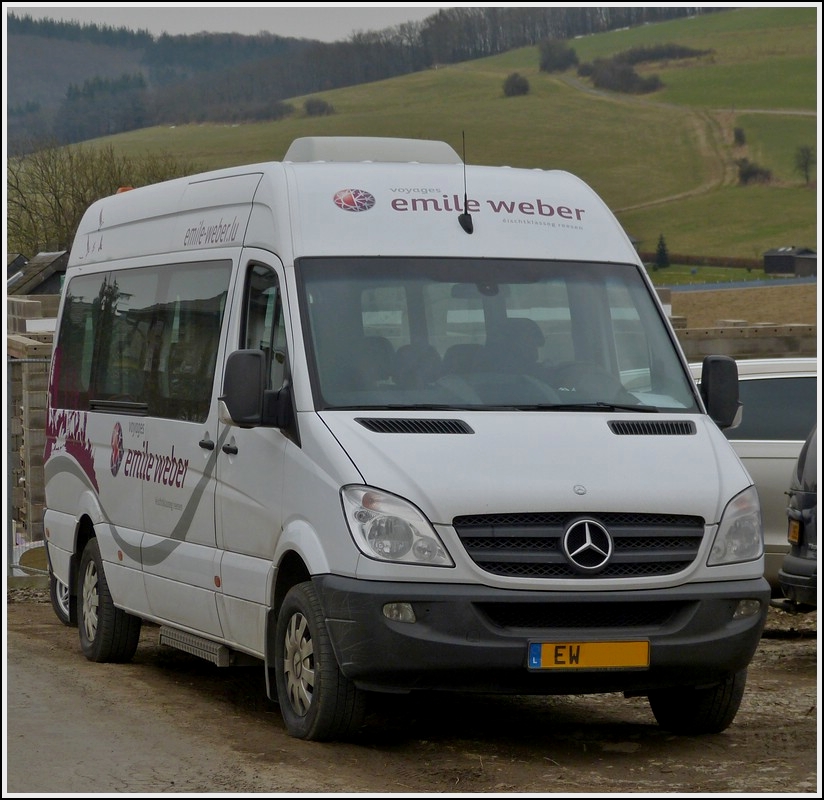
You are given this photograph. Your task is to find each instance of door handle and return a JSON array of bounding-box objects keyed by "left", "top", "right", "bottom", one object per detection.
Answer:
[
  {"left": 222, "top": 443, "right": 239, "bottom": 455},
  {"left": 199, "top": 438, "right": 215, "bottom": 450}
]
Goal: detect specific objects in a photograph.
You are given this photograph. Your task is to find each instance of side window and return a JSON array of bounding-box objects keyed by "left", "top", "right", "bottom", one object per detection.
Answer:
[
  {"left": 243, "top": 264, "right": 286, "bottom": 390},
  {"left": 726, "top": 376, "right": 817, "bottom": 441},
  {"left": 50, "top": 261, "right": 231, "bottom": 422},
  {"left": 51, "top": 273, "right": 102, "bottom": 410},
  {"left": 161, "top": 262, "right": 231, "bottom": 420}
]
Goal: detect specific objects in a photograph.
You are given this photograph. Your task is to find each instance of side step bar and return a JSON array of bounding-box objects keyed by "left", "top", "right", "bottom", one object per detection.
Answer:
[{"left": 159, "top": 626, "right": 258, "bottom": 667}]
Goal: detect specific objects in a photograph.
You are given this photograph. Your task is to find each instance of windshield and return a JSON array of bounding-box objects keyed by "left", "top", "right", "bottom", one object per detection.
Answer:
[{"left": 298, "top": 257, "right": 698, "bottom": 412}]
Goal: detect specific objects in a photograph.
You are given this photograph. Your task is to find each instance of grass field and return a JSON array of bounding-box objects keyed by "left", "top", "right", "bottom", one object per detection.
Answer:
[{"left": 90, "top": 7, "right": 818, "bottom": 262}]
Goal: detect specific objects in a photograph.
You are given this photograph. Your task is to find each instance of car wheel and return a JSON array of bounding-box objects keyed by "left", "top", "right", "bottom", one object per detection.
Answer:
[
  {"left": 49, "top": 571, "right": 77, "bottom": 626},
  {"left": 78, "top": 538, "right": 142, "bottom": 663},
  {"left": 648, "top": 668, "right": 747, "bottom": 734},
  {"left": 274, "top": 581, "right": 366, "bottom": 741}
]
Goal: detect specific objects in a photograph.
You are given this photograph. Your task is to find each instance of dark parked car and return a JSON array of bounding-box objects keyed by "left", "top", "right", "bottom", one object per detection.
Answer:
[{"left": 775, "top": 425, "right": 817, "bottom": 611}]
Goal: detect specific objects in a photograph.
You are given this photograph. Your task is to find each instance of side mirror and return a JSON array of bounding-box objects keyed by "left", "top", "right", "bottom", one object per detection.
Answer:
[
  {"left": 220, "top": 349, "right": 265, "bottom": 427},
  {"left": 700, "top": 355, "right": 741, "bottom": 430},
  {"left": 219, "top": 349, "right": 294, "bottom": 430}
]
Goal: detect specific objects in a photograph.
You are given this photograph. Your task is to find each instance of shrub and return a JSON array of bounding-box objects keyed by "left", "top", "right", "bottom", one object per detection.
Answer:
[
  {"left": 614, "top": 43, "right": 712, "bottom": 66},
  {"left": 574, "top": 42, "right": 709, "bottom": 97},
  {"left": 503, "top": 72, "right": 530, "bottom": 97},
  {"left": 587, "top": 59, "right": 662, "bottom": 94},
  {"left": 538, "top": 39, "right": 579, "bottom": 73},
  {"left": 304, "top": 98, "right": 335, "bottom": 117},
  {"left": 736, "top": 158, "right": 772, "bottom": 185},
  {"left": 733, "top": 127, "right": 746, "bottom": 146}
]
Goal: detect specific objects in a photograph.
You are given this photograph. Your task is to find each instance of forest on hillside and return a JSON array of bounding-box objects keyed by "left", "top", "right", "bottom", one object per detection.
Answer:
[{"left": 7, "top": 7, "right": 723, "bottom": 151}]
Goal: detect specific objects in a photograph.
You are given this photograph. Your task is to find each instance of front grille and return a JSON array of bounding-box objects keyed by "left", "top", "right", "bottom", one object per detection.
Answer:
[{"left": 453, "top": 512, "right": 704, "bottom": 579}]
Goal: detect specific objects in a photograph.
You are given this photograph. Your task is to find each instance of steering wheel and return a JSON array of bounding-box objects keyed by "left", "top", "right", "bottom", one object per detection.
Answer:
[{"left": 550, "top": 361, "right": 635, "bottom": 404}]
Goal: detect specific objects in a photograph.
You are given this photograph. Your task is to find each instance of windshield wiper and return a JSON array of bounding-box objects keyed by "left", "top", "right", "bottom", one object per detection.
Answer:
[
  {"left": 516, "top": 402, "right": 659, "bottom": 412},
  {"left": 328, "top": 402, "right": 658, "bottom": 412},
  {"left": 328, "top": 404, "right": 476, "bottom": 411}
]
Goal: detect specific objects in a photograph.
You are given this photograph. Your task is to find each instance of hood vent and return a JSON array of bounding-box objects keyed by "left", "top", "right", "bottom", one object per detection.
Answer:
[
  {"left": 356, "top": 418, "right": 474, "bottom": 434},
  {"left": 609, "top": 420, "right": 696, "bottom": 436}
]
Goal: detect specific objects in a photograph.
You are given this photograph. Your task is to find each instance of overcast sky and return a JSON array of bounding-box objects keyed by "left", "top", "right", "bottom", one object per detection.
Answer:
[{"left": 6, "top": 3, "right": 453, "bottom": 41}]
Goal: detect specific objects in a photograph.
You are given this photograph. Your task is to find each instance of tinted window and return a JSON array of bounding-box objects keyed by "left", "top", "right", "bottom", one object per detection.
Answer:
[
  {"left": 242, "top": 264, "right": 287, "bottom": 391},
  {"left": 52, "top": 260, "right": 231, "bottom": 421},
  {"left": 726, "top": 376, "right": 816, "bottom": 441}
]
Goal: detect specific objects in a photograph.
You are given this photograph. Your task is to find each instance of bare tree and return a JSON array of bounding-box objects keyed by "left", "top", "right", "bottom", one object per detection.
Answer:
[
  {"left": 794, "top": 145, "right": 815, "bottom": 186},
  {"left": 7, "top": 141, "right": 199, "bottom": 256}
]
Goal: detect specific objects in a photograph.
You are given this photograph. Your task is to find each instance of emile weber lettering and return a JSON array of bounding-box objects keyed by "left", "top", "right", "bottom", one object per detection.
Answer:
[
  {"left": 183, "top": 216, "right": 240, "bottom": 247},
  {"left": 388, "top": 190, "right": 585, "bottom": 221},
  {"left": 123, "top": 440, "right": 189, "bottom": 488}
]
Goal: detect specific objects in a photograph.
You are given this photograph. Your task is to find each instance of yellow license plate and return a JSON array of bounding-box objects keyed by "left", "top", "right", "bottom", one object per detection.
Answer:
[
  {"left": 788, "top": 519, "right": 800, "bottom": 543},
  {"left": 528, "top": 640, "right": 649, "bottom": 670}
]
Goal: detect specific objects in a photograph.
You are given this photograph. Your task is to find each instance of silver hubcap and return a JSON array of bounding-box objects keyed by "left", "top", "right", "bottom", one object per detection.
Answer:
[
  {"left": 283, "top": 612, "right": 314, "bottom": 716},
  {"left": 54, "top": 578, "right": 71, "bottom": 618},
  {"left": 82, "top": 559, "right": 99, "bottom": 642}
]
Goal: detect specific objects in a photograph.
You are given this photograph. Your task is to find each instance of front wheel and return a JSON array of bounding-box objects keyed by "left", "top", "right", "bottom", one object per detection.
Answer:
[
  {"left": 78, "top": 538, "right": 142, "bottom": 663},
  {"left": 648, "top": 669, "right": 748, "bottom": 734},
  {"left": 274, "top": 581, "right": 366, "bottom": 741}
]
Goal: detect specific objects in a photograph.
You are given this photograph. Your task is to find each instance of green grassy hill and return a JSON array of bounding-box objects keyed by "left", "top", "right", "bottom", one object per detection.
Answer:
[{"left": 93, "top": 7, "right": 818, "bottom": 261}]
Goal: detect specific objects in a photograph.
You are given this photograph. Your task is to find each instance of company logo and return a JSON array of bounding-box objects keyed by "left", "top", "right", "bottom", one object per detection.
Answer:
[
  {"left": 110, "top": 422, "right": 124, "bottom": 476},
  {"left": 333, "top": 189, "right": 376, "bottom": 212},
  {"left": 562, "top": 518, "right": 613, "bottom": 573}
]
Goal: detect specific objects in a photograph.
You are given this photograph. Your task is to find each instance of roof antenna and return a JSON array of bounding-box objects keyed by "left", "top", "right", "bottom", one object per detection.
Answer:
[{"left": 458, "top": 130, "right": 474, "bottom": 234}]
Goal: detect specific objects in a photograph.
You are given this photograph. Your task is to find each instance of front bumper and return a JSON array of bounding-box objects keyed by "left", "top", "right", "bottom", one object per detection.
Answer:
[{"left": 314, "top": 575, "right": 770, "bottom": 695}]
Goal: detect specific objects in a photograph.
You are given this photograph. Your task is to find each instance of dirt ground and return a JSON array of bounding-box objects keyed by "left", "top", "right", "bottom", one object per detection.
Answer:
[
  {"left": 4, "top": 587, "right": 818, "bottom": 795},
  {"left": 670, "top": 282, "right": 818, "bottom": 329}
]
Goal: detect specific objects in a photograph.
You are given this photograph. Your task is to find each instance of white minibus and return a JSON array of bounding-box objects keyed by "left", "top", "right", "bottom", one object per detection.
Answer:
[{"left": 44, "top": 137, "right": 768, "bottom": 741}]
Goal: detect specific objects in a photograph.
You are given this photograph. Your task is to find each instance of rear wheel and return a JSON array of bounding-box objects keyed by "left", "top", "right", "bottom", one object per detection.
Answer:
[
  {"left": 648, "top": 669, "right": 748, "bottom": 734},
  {"left": 49, "top": 571, "right": 77, "bottom": 626},
  {"left": 78, "top": 538, "right": 142, "bottom": 663},
  {"left": 274, "top": 581, "right": 366, "bottom": 741}
]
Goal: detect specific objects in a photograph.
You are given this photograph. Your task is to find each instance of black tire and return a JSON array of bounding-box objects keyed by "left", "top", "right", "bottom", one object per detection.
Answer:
[
  {"left": 648, "top": 669, "right": 748, "bottom": 735},
  {"left": 49, "top": 571, "right": 77, "bottom": 627},
  {"left": 274, "top": 581, "right": 366, "bottom": 741},
  {"left": 78, "top": 538, "right": 142, "bottom": 663}
]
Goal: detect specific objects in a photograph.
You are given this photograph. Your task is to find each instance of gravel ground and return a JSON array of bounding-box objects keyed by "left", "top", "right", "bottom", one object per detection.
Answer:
[{"left": 6, "top": 585, "right": 817, "bottom": 794}]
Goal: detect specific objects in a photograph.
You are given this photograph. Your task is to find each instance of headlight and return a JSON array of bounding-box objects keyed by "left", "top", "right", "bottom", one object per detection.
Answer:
[
  {"left": 708, "top": 485, "right": 763, "bottom": 566},
  {"left": 341, "top": 486, "right": 453, "bottom": 567}
]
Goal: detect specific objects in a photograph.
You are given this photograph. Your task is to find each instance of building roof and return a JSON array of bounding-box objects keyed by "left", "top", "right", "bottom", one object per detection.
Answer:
[
  {"left": 763, "top": 246, "right": 816, "bottom": 257},
  {"left": 6, "top": 251, "right": 68, "bottom": 295}
]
